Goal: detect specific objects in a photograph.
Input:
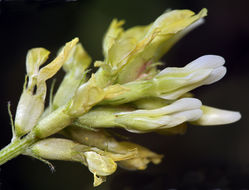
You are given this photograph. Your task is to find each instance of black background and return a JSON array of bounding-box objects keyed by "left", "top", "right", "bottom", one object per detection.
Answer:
[{"left": 0, "top": 0, "right": 249, "bottom": 189}]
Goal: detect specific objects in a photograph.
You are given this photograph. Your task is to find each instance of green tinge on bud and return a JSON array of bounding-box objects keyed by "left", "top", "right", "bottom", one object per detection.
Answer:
[
  {"left": 75, "top": 106, "right": 132, "bottom": 129},
  {"left": 130, "top": 93, "right": 193, "bottom": 110},
  {"left": 131, "top": 98, "right": 188, "bottom": 135},
  {"left": 192, "top": 105, "right": 241, "bottom": 126},
  {"left": 158, "top": 55, "right": 226, "bottom": 100},
  {"left": 29, "top": 138, "right": 118, "bottom": 186},
  {"left": 102, "top": 8, "right": 207, "bottom": 83},
  {"left": 64, "top": 127, "right": 163, "bottom": 171},
  {"left": 53, "top": 43, "right": 91, "bottom": 109},
  {"left": 34, "top": 105, "right": 73, "bottom": 138},
  {"left": 114, "top": 98, "right": 202, "bottom": 133},
  {"left": 101, "top": 55, "right": 226, "bottom": 105},
  {"left": 15, "top": 38, "right": 79, "bottom": 137},
  {"left": 76, "top": 98, "right": 202, "bottom": 133},
  {"left": 68, "top": 74, "right": 105, "bottom": 116},
  {"left": 30, "top": 138, "right": 83, "bottom": 161},
  {"left": 132, "top": 97, "right": 172, "bottom": 109}
]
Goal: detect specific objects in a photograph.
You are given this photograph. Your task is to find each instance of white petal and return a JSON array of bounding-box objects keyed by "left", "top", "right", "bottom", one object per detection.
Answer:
[
  {"left": 171, "top": 109, "right": 203, "bottom": 122},
  {"left": 160, "top": 109, "right": 203, "bottom": 129},
  {"left": 117, "top": 98, "right": 202, "bottom": 116},
  {"left": 185, "top": 55, "right": 225, "bottom": 70},
  {"left": 192, "top": 106, "right": 241, "bottom": 126},
  {"left": 155, "top": 98, "right": 201, "bottom": 114},
  {"left": 159, "top": 67, "right": 227, "bottom": 100},
  {"left": 160, "top": 85, "right": 199, "bottom": 100},
  {"left": 158, "top": 115, "right": 186, "bottom": 128},
  {"left": 202, "top": 66, "right": 227, "bottom": 85}
]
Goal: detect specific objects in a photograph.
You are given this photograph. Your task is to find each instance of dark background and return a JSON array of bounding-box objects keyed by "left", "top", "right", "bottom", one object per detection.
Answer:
[{"left": 0, "top": 0, "right": 249, "bottom": 189}]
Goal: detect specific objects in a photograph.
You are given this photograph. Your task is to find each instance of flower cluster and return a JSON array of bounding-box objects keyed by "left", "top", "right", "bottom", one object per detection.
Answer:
[{"left": 0, "top": 8, "right": 241, "bottom": 187}]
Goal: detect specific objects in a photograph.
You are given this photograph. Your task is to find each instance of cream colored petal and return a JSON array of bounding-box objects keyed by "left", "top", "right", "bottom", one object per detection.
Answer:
[{"left": 192, "top": 106, "right": 241, "bottom": 126}]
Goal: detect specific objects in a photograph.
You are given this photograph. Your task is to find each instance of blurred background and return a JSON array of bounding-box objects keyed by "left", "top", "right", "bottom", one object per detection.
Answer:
[{"left": 0, "top": 0, "right": 249, "bottom": 189}]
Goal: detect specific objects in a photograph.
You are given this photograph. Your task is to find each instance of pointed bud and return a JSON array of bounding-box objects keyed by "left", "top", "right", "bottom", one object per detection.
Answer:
[
  {"left": 159, "top": 55, "right": 226, "bottom": 99},
  {"left": 192, "top": 105, "right": 241, "bottom": 126},
  {"left": 102, "top": 55, "right": 226, "bottom": 105},
  {"left": 76, "top": 98, "right": 202, "bottom": 132},
  {"left": 114, "top": 98, "right": 202, "bottom": 132}
]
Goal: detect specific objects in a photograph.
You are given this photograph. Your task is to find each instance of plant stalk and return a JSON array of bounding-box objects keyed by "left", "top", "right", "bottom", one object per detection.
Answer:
[
  {"left": 0, "top": 133, "right": 36, "bottom": 165},
  {"left": 0, "top": 104, "right": 73, "bottom": 165}
]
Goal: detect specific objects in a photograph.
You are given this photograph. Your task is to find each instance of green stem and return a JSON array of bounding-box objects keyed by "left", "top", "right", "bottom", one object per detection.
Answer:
[
  {"left": 0, "top": 133, "right": 36, "bottom": 165},
  {"left": 0, "top": 104, "right": 73, "bottom": 165}
]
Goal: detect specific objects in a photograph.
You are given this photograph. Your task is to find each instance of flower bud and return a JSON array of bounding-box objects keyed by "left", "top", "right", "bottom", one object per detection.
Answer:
[
  {"left": 114, "top": 98, "right": 202, "bottom": 133},
  {"left": 15, "top": 38, "right": 79, "bottom": 137},
  {"left": 53, "top": 43, "right": 91, "bottom": 109},
  {"left": 14, "top": 90, "right": 45, "bottom": 136},
  {"left": 29, "top": 138, "right": 118, "bottom": 186},
  {"left": 30, "top": 138, "right": 82, "bottom": 161},
  {"left": 158, "top": 55, "right": 226, "bottom": 100},
  {"left": 64, "top": 127, "right": 163, "bottom": 171},
  {"left": 102, "top": 9, "right": 207, "bottom": 83},
  {"left": 101, "top": 55, "right": 226, "bottom": 105},
  {"left": 76, "top": 98, "right": 202, "bottom": 133},
  {"left": 131, "top": 97, "right": 188, "bottom": 135}
]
